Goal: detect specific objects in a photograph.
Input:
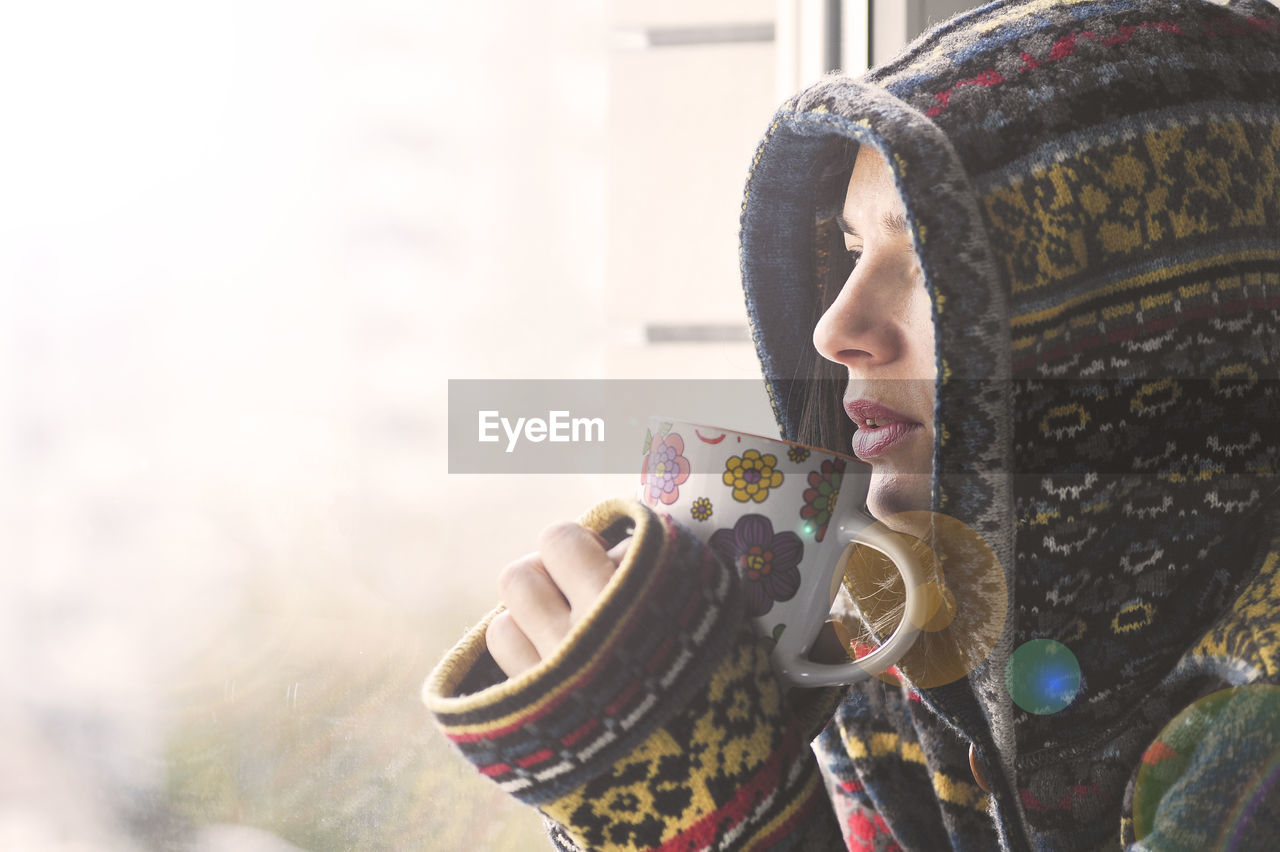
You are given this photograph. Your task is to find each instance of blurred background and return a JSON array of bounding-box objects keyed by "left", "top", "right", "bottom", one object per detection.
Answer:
[{"left": 0, "top": 1, "right": 975, "bottom": 849}]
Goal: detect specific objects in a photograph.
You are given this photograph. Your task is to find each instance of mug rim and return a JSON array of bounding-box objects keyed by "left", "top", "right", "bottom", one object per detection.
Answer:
[{"left": 648, "top": 415, "right": 863, "bottom": 466}]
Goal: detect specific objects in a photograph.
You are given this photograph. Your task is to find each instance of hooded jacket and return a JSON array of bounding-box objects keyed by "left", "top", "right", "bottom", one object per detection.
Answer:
[{"left": 426, "top": 1, "right": 1280, "bottom": 849}]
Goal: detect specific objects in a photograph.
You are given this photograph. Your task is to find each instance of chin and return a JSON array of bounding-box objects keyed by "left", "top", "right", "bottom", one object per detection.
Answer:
[{"left": 867, "top": 472, "right": 933, "bottom": 532}]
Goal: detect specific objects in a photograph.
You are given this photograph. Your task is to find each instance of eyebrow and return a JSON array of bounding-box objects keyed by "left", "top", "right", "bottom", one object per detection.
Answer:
[{"left": 835, "top": 211, "right": 909, "bottom": 237}]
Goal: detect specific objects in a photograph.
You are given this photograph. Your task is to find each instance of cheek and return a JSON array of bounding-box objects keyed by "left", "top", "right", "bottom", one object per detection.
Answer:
[
  {"left": 906, "top": 286, "right": 937, "bottom": 378},
  {"left": 904, "top": 283, "right": 937, "bottom": 425}
]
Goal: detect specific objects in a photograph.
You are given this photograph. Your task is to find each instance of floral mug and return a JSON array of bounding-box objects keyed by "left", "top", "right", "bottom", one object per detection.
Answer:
[{"left": 638, "top": 417, "right": 933, "bottom": 687}]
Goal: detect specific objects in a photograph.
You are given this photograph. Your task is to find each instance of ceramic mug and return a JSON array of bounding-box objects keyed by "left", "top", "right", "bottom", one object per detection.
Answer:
[{"left": 638, "top": 417, "right": 934, "bottom": 687}]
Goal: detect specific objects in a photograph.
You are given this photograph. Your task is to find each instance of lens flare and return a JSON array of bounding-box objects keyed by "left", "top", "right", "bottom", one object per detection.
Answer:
[
  {"left": 1133, "top": 684, "right": 1280, "bottom": 844},
  {"left": 834, "top": 511, "right": 1008, "bottom": 688},
  {"left": 1005, "top": 639, "right": 1081, "bottom": 715}
]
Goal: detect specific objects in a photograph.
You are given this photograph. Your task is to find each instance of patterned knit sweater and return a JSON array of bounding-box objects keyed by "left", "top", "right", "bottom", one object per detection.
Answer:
[{"left": 427, "top": 1, "right": 1280, "bottom": 849}]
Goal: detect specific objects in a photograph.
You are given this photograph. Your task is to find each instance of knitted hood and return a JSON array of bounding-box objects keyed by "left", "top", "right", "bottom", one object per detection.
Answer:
[{"left": 741, "top": 0, "right": 1280, "bottom": 837}]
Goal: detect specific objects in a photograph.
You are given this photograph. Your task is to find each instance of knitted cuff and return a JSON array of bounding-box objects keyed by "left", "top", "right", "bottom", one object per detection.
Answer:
[
  {"left": 540, "top": 636, "right": 845, "bottom": 851},
  {"left": 424, "top": 498, "right": 745, "bottom": 806}
]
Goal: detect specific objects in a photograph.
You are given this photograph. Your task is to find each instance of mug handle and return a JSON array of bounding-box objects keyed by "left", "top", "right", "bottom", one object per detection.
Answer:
[{"left": 773, "top": 522, "right": 935, "bottom": 688}]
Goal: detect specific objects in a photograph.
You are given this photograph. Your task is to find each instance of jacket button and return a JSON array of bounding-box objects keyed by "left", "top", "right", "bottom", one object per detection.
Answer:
[{"left": 969, "top": 743, "right": 993, "bottom": 793}]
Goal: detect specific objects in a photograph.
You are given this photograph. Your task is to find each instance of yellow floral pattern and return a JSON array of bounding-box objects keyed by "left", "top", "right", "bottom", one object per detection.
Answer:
[
  {"left": 690, "top": 497, "right": 713, "bottom": 522},
  {"left": 722, "top": 449, "right": 784, "bottom": 503}
]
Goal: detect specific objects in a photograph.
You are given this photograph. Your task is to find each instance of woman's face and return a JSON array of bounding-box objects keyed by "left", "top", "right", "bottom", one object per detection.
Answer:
[{"left": 813, "top": 145, "right": 937, "bottom": 522}]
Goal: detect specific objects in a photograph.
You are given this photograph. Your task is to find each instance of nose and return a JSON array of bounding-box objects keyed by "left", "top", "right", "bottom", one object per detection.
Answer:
[{"left": 812, "top": 258, "right": 910, "bottom": 370}]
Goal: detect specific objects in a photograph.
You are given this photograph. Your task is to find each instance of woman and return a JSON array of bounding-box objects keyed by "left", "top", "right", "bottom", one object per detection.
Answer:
[{"left": 427, "top": 0, "right": 1280, "bottom": 848}]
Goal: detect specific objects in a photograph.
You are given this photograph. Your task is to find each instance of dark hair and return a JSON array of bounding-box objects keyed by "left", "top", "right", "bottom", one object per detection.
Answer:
[
  {"left": 792, "top": 137, "right": 858, "bottom": 455},
  {"left": 789, "top": 139, "right": 955, "bottom": 680}
]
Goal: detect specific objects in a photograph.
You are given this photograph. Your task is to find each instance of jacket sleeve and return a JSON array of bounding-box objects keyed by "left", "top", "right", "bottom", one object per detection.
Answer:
[{"left": 423, "top": 498, "right": 846, "bottom": 850}]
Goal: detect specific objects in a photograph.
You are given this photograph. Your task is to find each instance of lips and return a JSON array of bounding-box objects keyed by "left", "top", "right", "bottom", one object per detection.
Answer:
[{"left": 844, "top": 399, "right": 924, "bottom": 460}]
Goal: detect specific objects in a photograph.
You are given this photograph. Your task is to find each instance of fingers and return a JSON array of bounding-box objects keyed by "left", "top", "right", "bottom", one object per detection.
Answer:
[
  {"left": 486, "top": 610, "right": 541, "bottom": 678},
  {"left": 486, "top": 516, "right": 632, "bottom": 675},
  {"left": 537, "top": 523, "right": 619, "bottom": 616},
  {"left": 495, "top": 552, "right": 571, "bottom": 659},
  {"left": 605, "top": 536, "right": 632, "bottom": 567},
  {"left": 486, "top": 524, "right": 631, "bottom": 680}
]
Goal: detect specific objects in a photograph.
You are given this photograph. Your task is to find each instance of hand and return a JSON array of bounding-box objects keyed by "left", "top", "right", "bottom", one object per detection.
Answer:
[{"left": 486, "top": 523, "right": 631, "bottom": 679}]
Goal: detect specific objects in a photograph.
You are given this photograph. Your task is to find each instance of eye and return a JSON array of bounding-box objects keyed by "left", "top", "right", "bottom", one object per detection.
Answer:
[{"left": 845, "top": 246, "right": 864, "bottom": 267}]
